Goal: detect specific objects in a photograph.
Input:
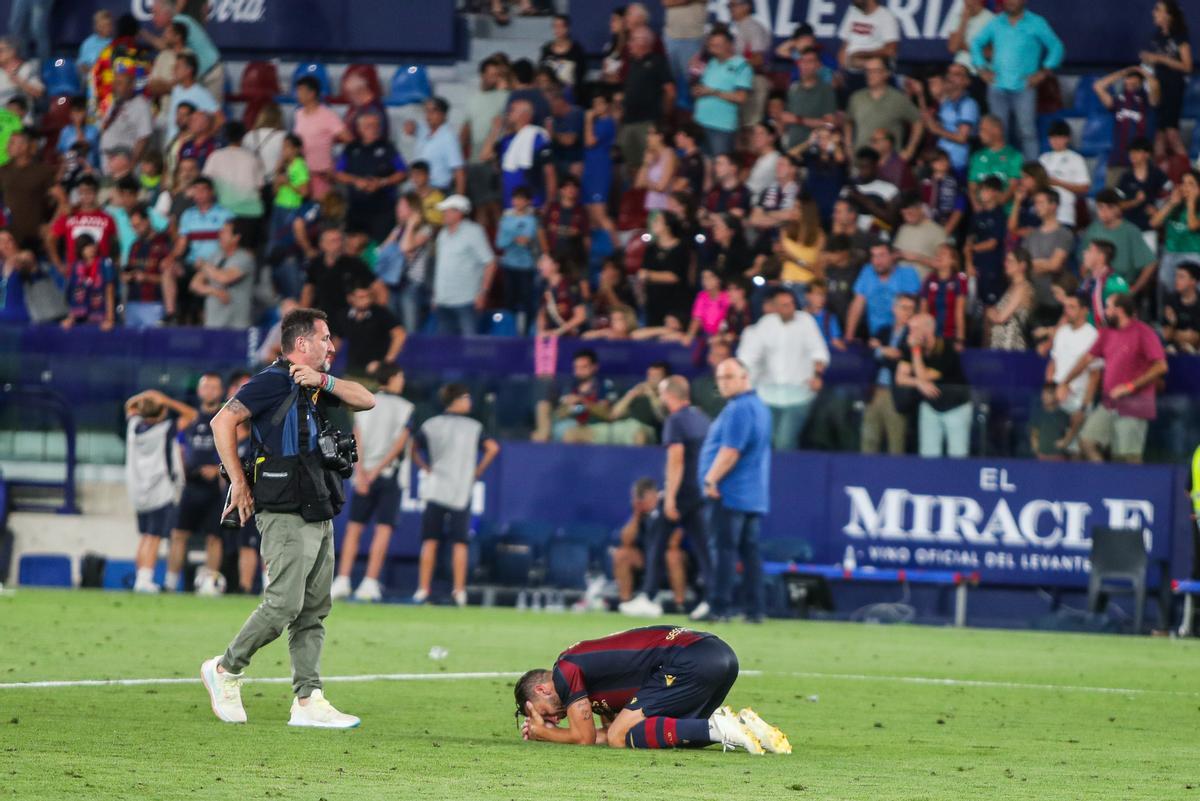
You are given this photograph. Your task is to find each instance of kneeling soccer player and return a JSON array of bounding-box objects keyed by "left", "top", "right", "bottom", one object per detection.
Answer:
[{"left": 514, "top": 625, "right": 790, "bottom": 754}]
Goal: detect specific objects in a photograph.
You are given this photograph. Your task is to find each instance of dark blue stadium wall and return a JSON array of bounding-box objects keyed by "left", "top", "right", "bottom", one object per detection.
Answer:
[
  {"left": 0, "top": 0, "right": 459, "bottom": 57},
  {"left": 570, "top": 0, "right": 1167, "bottom": 66}
]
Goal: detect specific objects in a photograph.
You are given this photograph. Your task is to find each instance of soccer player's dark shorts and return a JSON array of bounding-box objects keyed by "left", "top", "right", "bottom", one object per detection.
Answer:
[
  {"left": 625, "top": 637, "right": 739, "bottom": 719},
  {"left": 348, "top": 474, "right": 402, "bottom": 526},
  {"left": 238, "top": 516, "right": 260, "bottom": 550},
  {"left": 136, "top": 503, "right": 178, "bottom": 538},
  {"left": 176, "top": 479, "right": 222, "bottom": 536},
  {"left": 420, "top": 501, "right": 470, "bottom": 544}
]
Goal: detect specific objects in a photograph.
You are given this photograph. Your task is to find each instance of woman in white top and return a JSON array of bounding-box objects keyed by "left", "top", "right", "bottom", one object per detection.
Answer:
[
  {"left": 243, "top": 102, "right": 288, "bottom": 188},
  {"left": 0, "top": 37, "right": 43, "bottom": 112},
  {"left": 745, "top": 122, "right": 781, "bottom": 199}
]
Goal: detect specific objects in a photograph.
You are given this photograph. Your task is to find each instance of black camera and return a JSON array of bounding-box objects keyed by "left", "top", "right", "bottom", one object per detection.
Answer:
[
  {"left": 318, "top": 424, "right": 357, "bottom": 478},
  {"left": 219, "top": 461, "right": 254, "bottom": 530}
]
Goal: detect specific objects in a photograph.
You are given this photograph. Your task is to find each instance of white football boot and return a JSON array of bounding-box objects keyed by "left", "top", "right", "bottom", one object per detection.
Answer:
[{"left": 709, "top": 706, "right": 764, "bottom": 754}]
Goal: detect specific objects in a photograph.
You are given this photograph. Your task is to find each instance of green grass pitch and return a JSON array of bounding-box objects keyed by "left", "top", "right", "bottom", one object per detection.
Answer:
[{"left": 1, "top": 589, "right": 1198, "bottom": 800}]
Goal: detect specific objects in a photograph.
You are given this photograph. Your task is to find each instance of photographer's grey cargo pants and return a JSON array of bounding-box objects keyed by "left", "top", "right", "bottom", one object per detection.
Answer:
[{"left": 219, "top": 511, "right": 334, "bottom": 698}]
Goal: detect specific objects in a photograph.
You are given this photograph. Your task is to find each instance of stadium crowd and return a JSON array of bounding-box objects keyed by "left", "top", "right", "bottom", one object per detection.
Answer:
[{"left": 0, "top": 0, "right": 1196, "bottom": 465}]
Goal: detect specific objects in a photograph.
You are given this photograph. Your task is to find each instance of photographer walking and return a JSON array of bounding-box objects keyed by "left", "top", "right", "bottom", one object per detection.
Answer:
[{"left": 201, "top": 308, "right": 375, "bottom": 728}]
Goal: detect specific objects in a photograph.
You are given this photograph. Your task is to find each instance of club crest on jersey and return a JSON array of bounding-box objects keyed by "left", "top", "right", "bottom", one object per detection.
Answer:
[{"left": 664, "top": 675, "right": 676, "bottom": 687}]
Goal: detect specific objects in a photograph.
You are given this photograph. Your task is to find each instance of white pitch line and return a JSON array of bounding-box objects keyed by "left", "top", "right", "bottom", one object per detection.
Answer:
[{"left": 0, "top": 668, "right": 1192, "bottom": 697}]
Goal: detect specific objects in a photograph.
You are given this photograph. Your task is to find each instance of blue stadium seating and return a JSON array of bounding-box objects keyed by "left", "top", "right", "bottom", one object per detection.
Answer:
[
  {"left": 487, "top": 311, "right": 517, "bottom": 337},
  {"left": 490, "top": 541, "right": 534, "bottom": 586},
  {"left": 289, "top": 61, "right": 331, "bottom": 99},
  {"left": 1070, "top": 76, "right": 1103, "bottom": 117},
  {"left": 544, "top": 539, "right": 589, "bottom": 590},
  {"left": 42, "top": 57, "right": 80, "bottom": 97},
  {"left": 386, "top": 65, "right": 432, "bottom": 106},
  {"left": 1077, "top": 111, "right": 1114, "bottom": 159},
  {"left": 18, "top": 554, "right": 72, "bottom": 587},
  {"left": 560, "top": 522, "right": 613, "bottom": 570},
  {"left": 102, "top": 559, "right": 136, "bottom": 590},
  {"left": 1183, "top": 75, "right": 1200, "bottom": 120},
  {"left": 504, "top": 520, "right": 559, "bottom": 556}
]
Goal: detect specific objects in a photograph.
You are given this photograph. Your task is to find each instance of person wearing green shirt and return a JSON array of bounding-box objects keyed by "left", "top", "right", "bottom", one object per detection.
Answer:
[
  {"left": 0, "top": 107, "right": 23, "bottom": 167},
  {"left": 274, "top": 133, "right": 310, "bottom": 211},
  {"left": 1149, "top": 170, "right": 1200, "bottom": 301},
  {"left": 1080, "top": 189, "right": 1157, "bottom": 298},
  {"left": 968, "top": 114, "right": 1022, "bottom": 210}
]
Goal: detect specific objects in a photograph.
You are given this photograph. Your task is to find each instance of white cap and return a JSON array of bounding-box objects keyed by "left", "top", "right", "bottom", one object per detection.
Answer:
[{"left": 436, "top": 194, "right": 472, "bottom": 214}]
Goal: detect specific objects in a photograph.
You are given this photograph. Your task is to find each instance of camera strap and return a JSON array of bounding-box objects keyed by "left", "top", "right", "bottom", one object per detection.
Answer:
[{"left": 297, "top": 389, "right": 311, "bottom": 453}]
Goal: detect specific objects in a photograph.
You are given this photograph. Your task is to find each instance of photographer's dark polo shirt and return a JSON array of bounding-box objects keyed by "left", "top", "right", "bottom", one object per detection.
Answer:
[{"left": 234, "top": 366, "right": 340, "bottom": 456}]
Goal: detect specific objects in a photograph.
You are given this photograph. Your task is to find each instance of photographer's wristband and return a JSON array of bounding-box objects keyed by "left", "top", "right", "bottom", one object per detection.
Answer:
[{"left": 322, "top": 373, "right": 336, "bottom": 393}]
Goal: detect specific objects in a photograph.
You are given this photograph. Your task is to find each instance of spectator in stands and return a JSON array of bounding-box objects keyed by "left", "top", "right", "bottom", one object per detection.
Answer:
[
  {"left": 165, "top": 52, "right": 219, "bottom": 144},
  {"left": 894, "top": 192, "right": 946, "bottom": 280},
  {"left": 923, "top": 63, "right": 979, "bottom": 177},
  {"left": 783, "top": 47, "right": 837, "bottom": 151},
  {"left": 173, "top": 174, "right": 231, "bottom": 289},
  {"left": 60, "top": 232, "right": 115, "bottom": 330},
  {"left": 301, "top": 246, "right": 383, "bottom": 338},
  {"left": 181, "top": 112, "right": 221, "bottom": 173},
  {"left": 1036, "top": 120, "right": 1089, "bottom": 230},
  {"left": 1061, "top": 293, "right": 1167, "bottom": 464},
  {"left": 332, "top": 364, "right": 413, "bottom": 603},
  {"left": 700, "top": 357, "right": 771, "bottom": 623},
  {"left": 495, "top": 185, "right": 540, "bottom": 331},
  {"left": 897, "top": 313, "right": 972, "bottom": 457},
  {"left": 620, "top": 26, "right": 674, "bottom": 175},
  {"left": 124, "top": 203, "right": 176, "bottom": 327},
  {"left": 0, "top": 36, "right": 43, "bottom": 109},
  {"left": 146, "top": 19, "right": 186, "bottom": 98},
  {"left": 971, "top": 0, "right": 1063, "bottom": 162},
  {"left": 1117, "top": 138, "right": 1171, "bottom": 251},
  {"left": 1095, "top": 65, "right": 1159, "bottom": 186},
  {"left": 1024, "top": 187, "right": 1075, "bottom": 328},
  {"left": 482, "top": 98, "right": 555, "bottom": 210},
  {"left": 546, "top": 89, "right": 584, "bottom": 179},
  {"left": 749, "top": 153, "right": 802, "bottom": 245},
  {"left": 728, "top": 0, "right": 771, "bottom": 127},
  {"left": 334, "top": 111, "right": 407, "bottom": 242},
  {"left": 540, "top": 14, "right": 587, "bottom": 101},
  {"left": 805, "top": 280, "right": 844, "bottom": 349},
  {"left": 99, "top": 70, "right": 154, "bottom": 165},
  {"left": 920, "top": 244, "right": 968, "bottom": 347},
  {"left": 124, "top": 388, "right": 191, "bottom": 593},
  {"left": 375, "top": 193, "right": 433, "bottom": 332},
  {"left": 408, "top": 161, "right": 446, "bottom": 226},
  {"left": 837, "top": 0, "right": 900, "bottom": 96},
  {"left": 846, "top": 57, "right": 922, "bottom": 160},
  {"left": 536, "top": 251, "right": 586, "bottom": 338},
  {"left": 342, "top": 72, "right": 389, "bottom": 141},
  {"left": 293, "top": 75, "right": 352, "bottom": 201},
  {"left": 506, "top": 58, "right": 551, "bottom": 124},
  {"left": 190, "top": 219, "right": 254, "bottom": 330},
  {"left": 1163, "top": 261, "right": 1200, "bottom": 353},
  {"left": 1081, "top": 189, "right": 1157, "bottom": 301},
  {"left": 842, "top": 146, "right": 898, "bottom": 233},
  {"left": 863, "top": 292, "right": 917, "bottom": 454},
  {"left": 57, "top": 97, "right": 101, "bottom": 171},
  {"left": 581, "top": 89, "right": 618, "bottom": 242},
  {"left": 264, "top": 133, "right": 309, "bottom": 294},
  {"left": 704, "top": 152, "right": 752, "bottom": 223},
  {"left": 660, "top": 0, "right": 707, "bottom": 109},
  {"left": 1079, "top": 240, "right": 1131, "bottom": 329},
  {"left": 407, "top": 97, "right": 464, "bottom": 196},
  {"left": 1148, "top": 171, "right": 1200, "bottom": 304},
  {"left": 1030, "top": 383, "right": 1070, "bottom": 461},
  {"left": 636, "top": 123, "right": 677, "bottom": 217},
  {"left": 691, "top": 27, "right": 751, "bottom": 158},
  {"left": 845, "top": 242, "right": 922, "bottom": 341},
  {"left": 611, "top": 477, "right": 662, "bottom": 605},
  {"left": 1007, "top": 162, "right": 1049, "bottom": 241},
  {"left": 461, "top": 56, "right": 510, "bottom": 233},
  {"left": 47, "top": 175, "right": 117, "bottom": 277},
  {"left": 702, "top": 212, "right": 751, "bottom": 282},
  {"left": 412, "top": 384, "right": 500, "bottom": 608},
  {"left": 339, "top": 282, "right": 406, "bottom": 379},
  {"left": 792, "top": 123, "right": 848, "bottom": 222},
  {"left": 921, "top": 149, "right": 966, "bottom": 236},
  {"left": 432, "top": 195, "right": 496, "bottom": 336},
  {"left": 738, "top": 287, "right": 829, "bottom": 450},
  {"left": 965, "top": 176, "right": 1009, "bottom": 313},
  {"left": 871, "top": 129, "right": 916, "bottom": 193},
  {"left": 78, "top": 9, "right": 114, "bottom": 85},
  {"left": 202, "top": 121, "right": 264, "bottom": 225},
  {"left": 589, "top": 257, "right": 636, "bottom": 328},
  {"left": 968, "top": 115, "right": 1021, "bottom": 209},
  {"left": 1047, "top": 292, "right": 1099, "bottom": 452},
  {"left": 946, "top": 0, "right": 994, "bottom": 81},
  {"left": 158, "top": 154, "right": 198, "bottom": 221},
  {"left": 682, "top": 268, "right": 730, "bottom": 345},
  {"left": 540, "top": 175, "right": 589, "bottom": 266},
  {"left": 534, "top": 348, "right": 616, "bottom": 442},
  {"left": 244, "top": 103, "right": 286, "bottom": 186},
  {"left": 744, "top": 123, "right": 780, "bottom": 200},
  {"left": 773, "top": 196, "right": 824, "bottom": 285},
  {"left": 640, "top": 211, "right": 692, "bottom": 327},
  {"left": 1143, "top": 0, "right": 1193, "bottom": 163},
  {"left": 595, "top": 362, "right": 670, "bottom": 446},
  {"left": 987, "top": 247, "right": 1035, "bottom": 350},
  {"left": 0, "top": 232, "right": 30, "bottom": 324},
  {"left": 0, "top": 130, "right": 57, "bottom": 251}
]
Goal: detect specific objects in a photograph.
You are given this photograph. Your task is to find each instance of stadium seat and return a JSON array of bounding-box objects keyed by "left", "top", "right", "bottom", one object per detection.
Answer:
[
  {"left": 617, "top": 190, "right": 648, "bottom": 232},
  {"left": 1183, "top": 75, "right": 1200, "bottom": 120},
  {"left": 490, "top": 541, "right": 535, "bottom": 586},
  {"left": 18, "top": 554, "right": 72, "bottom": 587},
  {"left": 544, "top": 539, "right": 589, "bottom": 590},
  {"left": 234, "top": 60, "right": 281, "bottom": 102},
  {"left": 289, "top": 61, "right": 331, "bottom": 99},
  {"left": 622, "top": 229, "right": 648, "bottom": 274},
  {"left": 385, "top": 65, "right": 432, "bottom": 107},
  {"left": 504, "top": 520, "right": 559, "bottom": 556},
  {"left": 760, "top": 537, "right": 815, "bottom": 564},
  {"left": 41, "top": 57, "right": 80, "bottom": 97},
  {"left": 1070, "top": 76, "right": 1103, "bottom": 117},
  {"left": 560, "top": 522, "right": 612, "bottom": 570},
  {"left": 486, "top": 310, "right": 517, "bottom": 337},
  {"left": 335, "top": 63, "right": 384, "bottom": 104},
  {"left": 1087, "top": 527, "right": 1148, "bottom": 633},
  {"left": 40, "top": 94, "right": 73, "bottom": 136},
  {"left": 1077, "top": 112, "right": 1113, "bottom": 159},
  {"left": 1089, "top": 150, "right": 1111, "bottom": 196},
  {"left": 102, "top": 559, "right": 137, "bottom": 590}
]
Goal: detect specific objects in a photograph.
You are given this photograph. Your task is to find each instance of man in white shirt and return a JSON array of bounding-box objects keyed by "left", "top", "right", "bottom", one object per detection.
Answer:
[
  {"left": 945, "top": 0, "right": 995, "bottom": 75},
  {"left": 737, "top": 287, "right": 830, "bottom": 450},
  {"left": 1047, "top": 292, "right": 1099, "bottom": 449},
  {"left": 837, "top": 0, "right": 900, "bottom": 93},
  {"left": 729, "top": 0, "right": 772, "bottom": 127},
  {"left": 1038, "top": 120, "right": 1091, "bottom": 228},
  {"left": 331, "top": 365, "right": 415, "bottom": 603}
]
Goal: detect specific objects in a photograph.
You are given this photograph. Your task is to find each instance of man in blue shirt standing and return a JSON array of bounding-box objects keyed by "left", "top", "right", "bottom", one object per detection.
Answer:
[
  {"left": 698, "top": 358, "right": 772, "bottom": 623},
  {"left": 693, "top": 27, "right": 752, "bottom": 158},
  {"left": 970, "top": 0, "right": 1063, "bottom": 162}
]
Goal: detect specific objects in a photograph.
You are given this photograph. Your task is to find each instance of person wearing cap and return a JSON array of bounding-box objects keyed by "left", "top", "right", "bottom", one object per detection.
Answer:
[
  {"left": 432, "top": 194, "right": 497, "bottom": 336},
  {"left": 1079, "top": 189, "right": 1158, "bottom": 299}
]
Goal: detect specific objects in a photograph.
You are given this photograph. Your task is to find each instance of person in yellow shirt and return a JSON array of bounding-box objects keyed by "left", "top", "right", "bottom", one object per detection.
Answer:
[{"left": 779, "top": 195, "right": 825, "bottom": 284}]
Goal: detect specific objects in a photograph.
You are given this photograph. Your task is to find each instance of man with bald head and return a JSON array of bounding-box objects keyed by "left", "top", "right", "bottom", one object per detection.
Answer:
[
  {"left": 698, "top": 359, "right": 772, "bottom": 623},
  {"left": 620, "top": 375, "right": 714, "bottom": 620},
  {"left": 482, "top": 98, "right": 555, "bottom": 209}
]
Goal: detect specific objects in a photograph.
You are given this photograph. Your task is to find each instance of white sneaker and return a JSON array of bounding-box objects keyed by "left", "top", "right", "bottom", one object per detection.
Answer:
[
  {"left": 689, "top": 601, "right": 711, "bottom": 621},
  {"left": 452, "top": 589, "right": 468, "bottom": 608},
  {"left": 353, "top": 577, "right": 382, "bottom": 602},
  {"left": 709, "top": 706, "right": 764, "bottom": 754},
  {"left": 200, "top": 656, "right": 246, "bottom": 724},
  {"left": 618, "top": 594, "right": 663, "bottom": 618},
  {"left": 330, "top": 575, "right": 353, "bottom": 601},
  {"left": 412, "top": 588, "right": 430, "bottom": 604},
  {"left": 288, "top": 689, "right": 360, "bottom": 729},
  {"left": 133, "top": 579, "right": 160, "bottom": 594},
  {"left": 738, "top": 707, "right": 792, "bottom": 754}
]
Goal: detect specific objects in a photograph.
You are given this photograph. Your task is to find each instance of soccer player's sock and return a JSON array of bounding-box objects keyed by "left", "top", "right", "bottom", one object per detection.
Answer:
[
  {"left": 625, "top": 717, "right": 714, "bottom": 748},
  {"left": 163, "top": 571, "right": 180, "bottom": 591},
  {"left": 136, "top": 568, "right": 154, "bottom": 586}
]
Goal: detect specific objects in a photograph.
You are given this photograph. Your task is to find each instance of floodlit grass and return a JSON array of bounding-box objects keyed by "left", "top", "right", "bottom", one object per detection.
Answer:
[{"left": 1, "top": 589, "right": 1198, "bottom": 800}]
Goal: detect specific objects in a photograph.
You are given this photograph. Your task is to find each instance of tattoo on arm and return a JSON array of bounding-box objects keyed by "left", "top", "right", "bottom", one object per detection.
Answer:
[{"left": 223, "top": 398, "right": 251, "bottom": 423}]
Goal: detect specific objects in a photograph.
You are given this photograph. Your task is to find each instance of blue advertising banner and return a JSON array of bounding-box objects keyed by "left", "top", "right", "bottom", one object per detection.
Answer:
[
  {"left": 571, "top": 0, "right": 1166, "bottom": 66},
  {"left": 0, "top": 0, "right": 458, "bottom": 56}
]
